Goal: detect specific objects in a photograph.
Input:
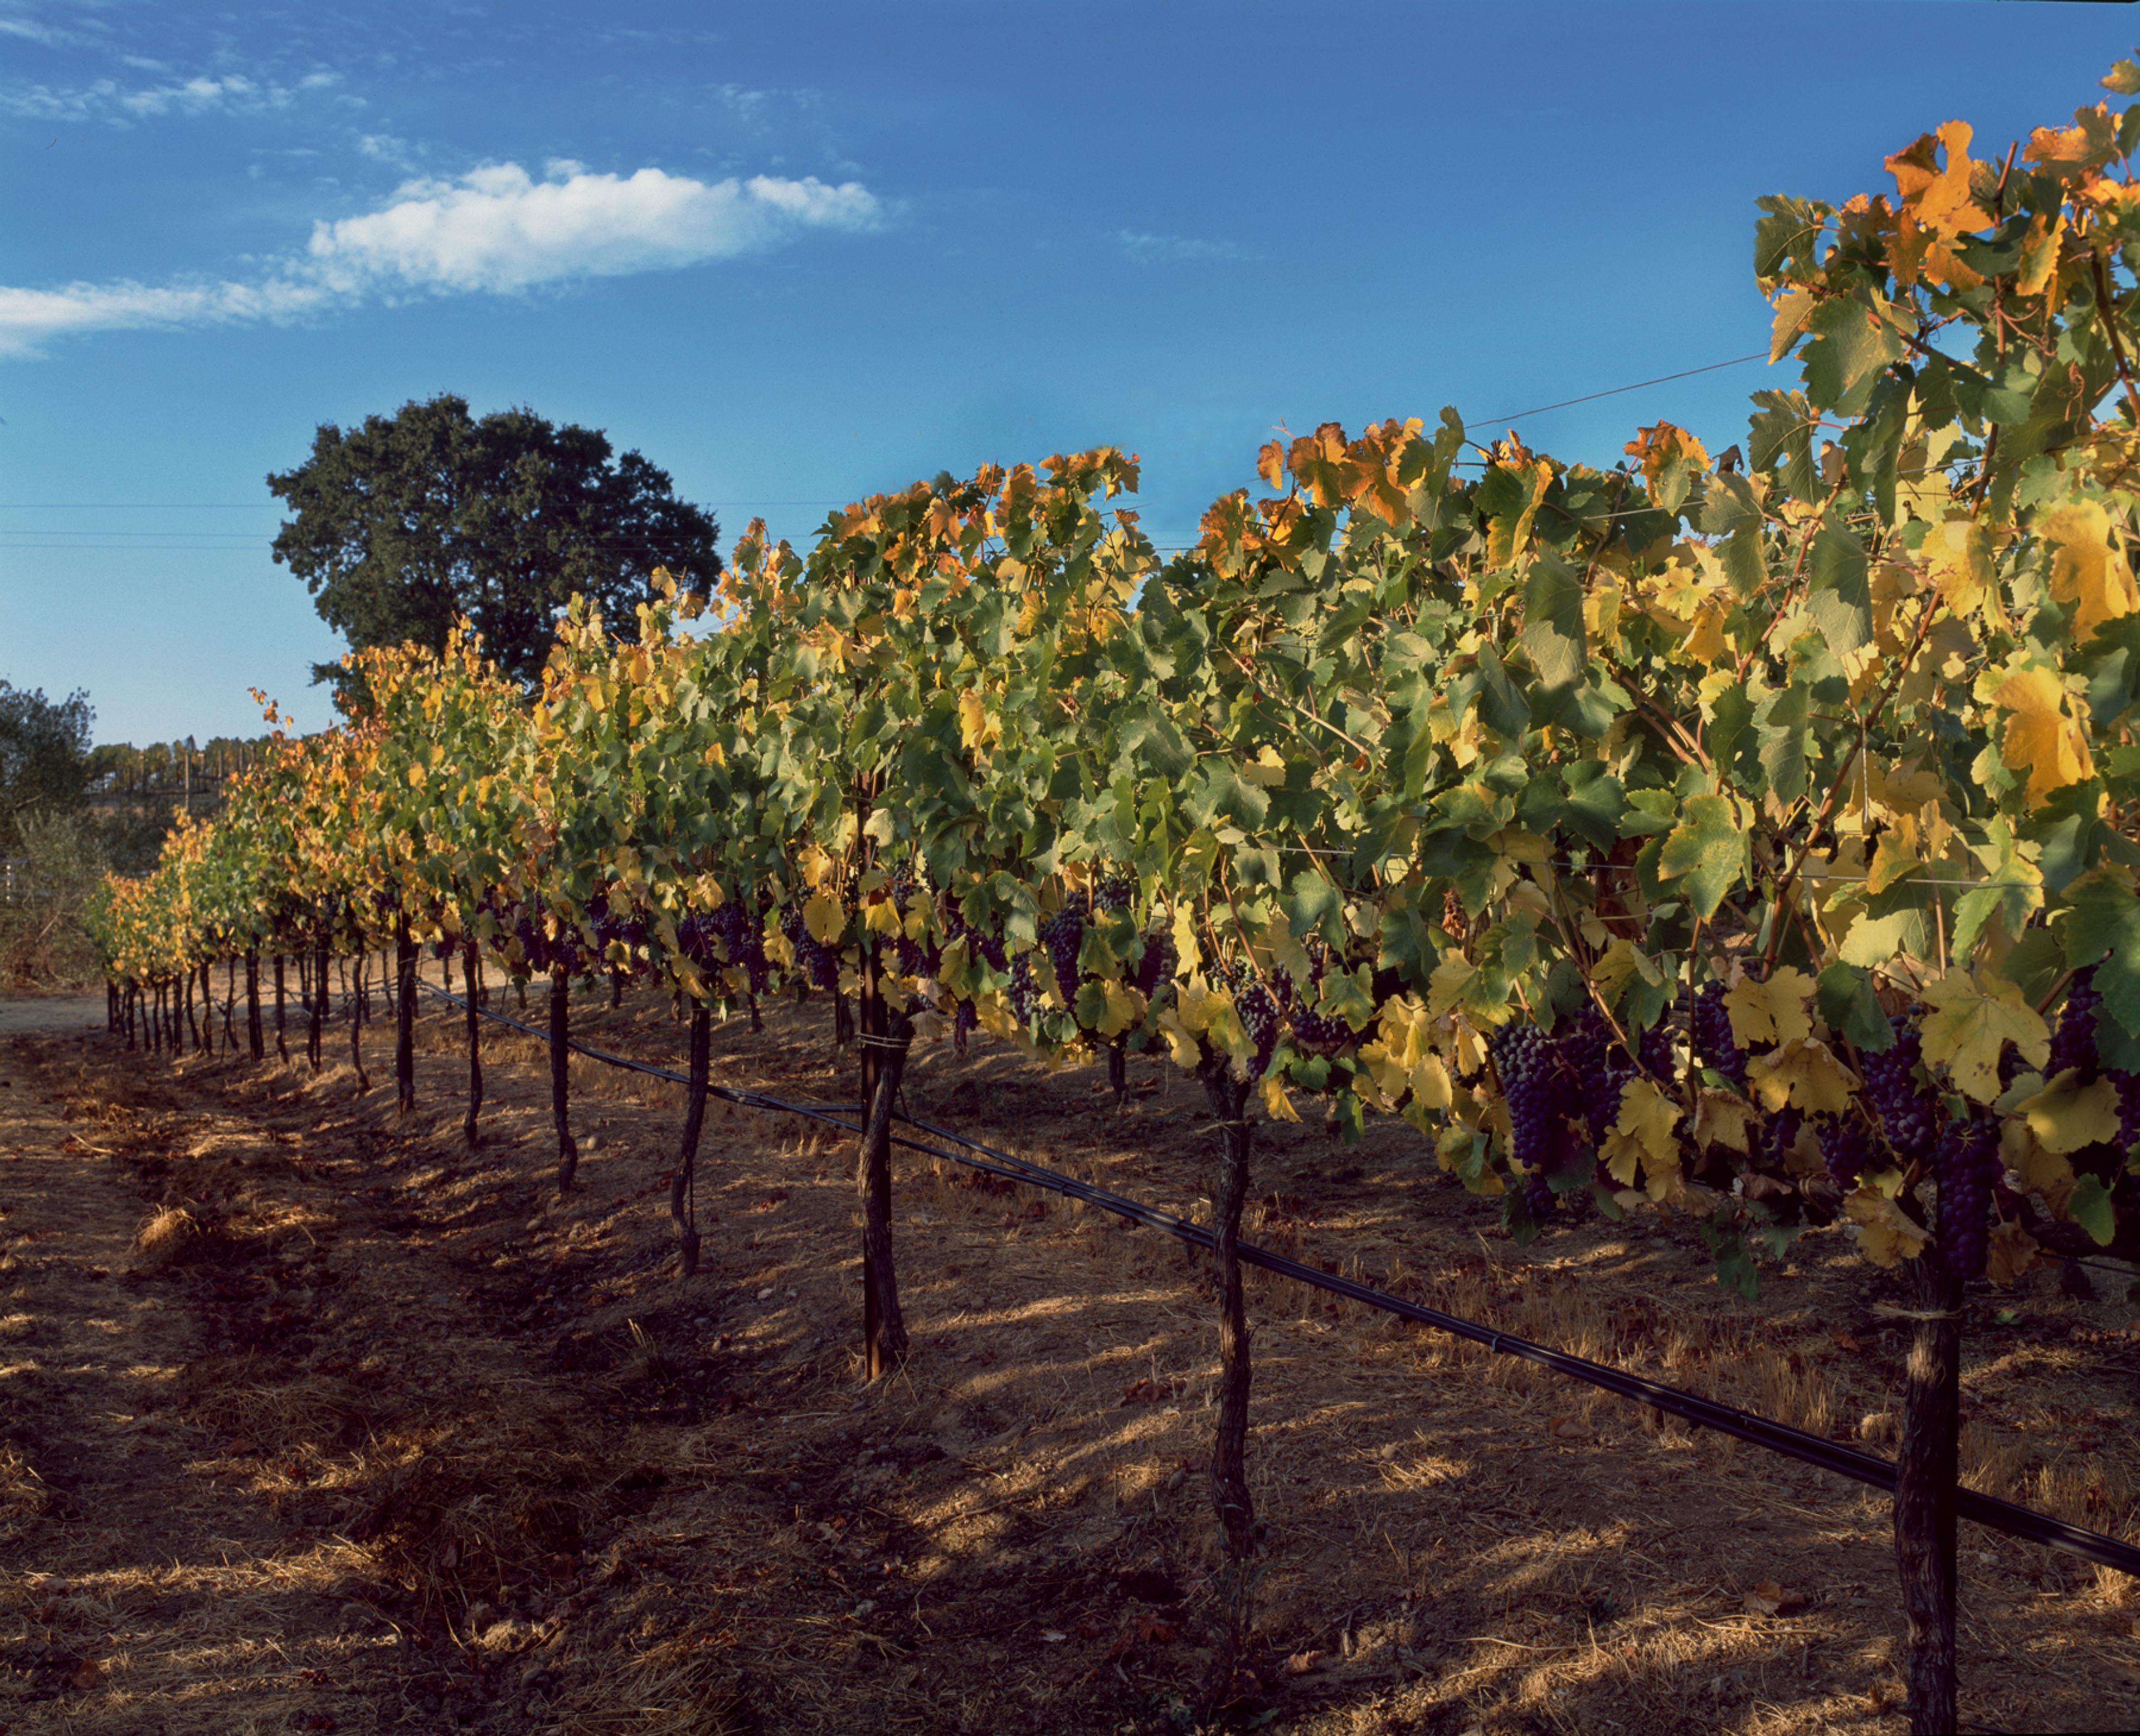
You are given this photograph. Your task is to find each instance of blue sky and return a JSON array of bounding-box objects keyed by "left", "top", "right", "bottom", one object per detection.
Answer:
[{"left": 0, "top": 1, "right": 2127, "bottom": 744}]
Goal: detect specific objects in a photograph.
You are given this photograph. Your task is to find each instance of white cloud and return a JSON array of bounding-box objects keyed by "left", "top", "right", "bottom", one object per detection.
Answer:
[
  {"left": 0, "top": 66, "right": 339, "bottom": 123},
  {"left": 1116, "top": 230, "right": 1258, "bottom": 265},
  {"left": 0, "top": 159, "right": 884, "bottom": 358},
  {"left": 306, "top": 162, "right": 881, "bottom": 295}
]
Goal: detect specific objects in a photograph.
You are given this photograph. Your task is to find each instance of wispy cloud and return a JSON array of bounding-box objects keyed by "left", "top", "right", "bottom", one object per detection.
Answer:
[
  {"left": 0, "top": 68, "right": 340, "bottom": 123},
  {"left": 0, "top": 159, "right": 885, "bottom": 358},
  {"left": 1116, "top": 230, "right": 1259, "bottom": 265}
]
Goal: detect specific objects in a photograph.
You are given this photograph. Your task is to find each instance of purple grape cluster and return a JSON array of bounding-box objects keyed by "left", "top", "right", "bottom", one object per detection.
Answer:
[
  {"left": 588, "top": 896, "right": 649, "bottom": 970},
  {"left": 1282, "top": 941, "right": 1357, "bottom": 1057},
  {"left": 1691, "top": 980, "right": 1747, "bottom": 1086},
  {"left": 1489, "top": 1023, "right": 1579, "bottom": 1208},
  {"left": 510, "top": 900, "right": 583, "bottom": 975},
  {"left": 1860, "top": 1012, "right": 1937, "bottom": 1165},
  {"left": 1093, "top": 874, "right": 1135, "bottom": 916},
  {"left": 1041, "top": 892, "right": 1091, "bottom": 1003},
  {"left": 1236, "top": 981, "right": 1282, "bottom": 1078},
  {"left": 1131, "top": 927, "right": 1175, "bottom": 996},
  {"left": 2049, "top": 967, "right": 2102, "bottom": 1077},
  {"left": 1817, "top": 1114, "right": 1874, "bottom": 1192},
  {"left": 1009, "top": 954, "right": 1039, "bottom": 1025},
  {"left": 1935, "top": 1114, "right": 2002, "bottom": 1281}
]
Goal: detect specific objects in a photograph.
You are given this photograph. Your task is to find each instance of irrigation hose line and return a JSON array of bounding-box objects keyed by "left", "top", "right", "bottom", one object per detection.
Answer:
[{"left": 411, "top": 978, "right": 2140, "bottom": 1580}]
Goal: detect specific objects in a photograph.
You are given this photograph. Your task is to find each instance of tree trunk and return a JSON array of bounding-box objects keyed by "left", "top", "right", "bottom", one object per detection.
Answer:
[
  {"left": 349, "top": 952, "right": 369, "bottom": 1092},
  {"left": 309, "top": 933, "right": 328, "bottom": 1071},
  {"left": 395, "top": 916, "right": 417, "bottom": 1114},
  {"left": 274, "top": 955, "right": 289, "bottom": 1063},
  {"left": 106, "top": 979, "right": 117, "bottom": 1034},
  {"left": 148, "top": 982, "right": 160, "bottom": 1055},
  {"left": 673, "top": 1004, "right": 711, "bottom": 1276},
  {"left": 246, "top": 950, "right": 263, "bottom": 1061},
  {"left": 1895, "top": 1257, "right": 1965, "bottom": 1736},
  {"left": 463, "top": 947, "right": 484, "bottom": 1146},
  {"left": 834, "top": 990, "right": 853, "bottom": 1051},
  {"left": 747, "top": 991, "right": 762, "bottom": 1034},
  {"left": 1199, "top": 1053, "right": 1258, "bottom": 1716},
  {"left": 611, "top": 966, "right": 624, "bottom": 1009},
  {"left": 222, "top": 956, "right": 237, "bottom": 1052},
  {"left": 183, "top": 967, "right": 198, "bottom": 1050},
  {"left": 856, "top": 942, "right": 909, "bottom": 1379},
  {"left": 551, "top": 968, "right": 578, "bottom": 1191},
  {"left": 1108, "top": 1040, "right": 1128, "bottom": 1106}
]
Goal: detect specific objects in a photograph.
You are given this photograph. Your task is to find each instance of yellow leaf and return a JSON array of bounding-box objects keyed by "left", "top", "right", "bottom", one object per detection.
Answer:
[
  {"left": 803, "top": 893, "right": 846, "bottom": 946},
  {"left": 1097, "top": 979, "right": 1146, "bottom": 1039},
  {"left": 1680, "top": 592, "right": 1732, "bottom": 667},
  {"left": 1920, "top": 517, "right": 1995, "bottom": 620},
  {"left": 1846, "top": 1188, "right": 1930, "bottom": 1267},
  {"left": 1986, "top": 1220, "right": 2041, "bottom": 1288},
  {"left": 1918, "top": 971, "right": 2050, "bottom": 1102},
  {"left": 1991, "top": 665, "right": 2093, "bottom": 806},
  {"left": 1261, "top": 1075, "right": 1301, "bottom": 1124},
  {"left": 1692, "top": 1088, "right": 1758, "bottom": 1154},
  {"left": 1238, "top": 744, "right": 1288, "bottom": 788},
  {"left": 1600, "top": 1076, "right": 1681, "bottom": 1192},
  {"left": 1745, "top": 1038, "right": 1859, "bottom": 1116},
  {"left": 1723, "top": 966, "right": 1816, "bottom": 1048},
  {"left": 2016, "top": 1068, "right": 2123, "bottom": 1153},
  {"left": 957, "top": 689, "right": 999, "bottom": 752},
  {"left": 2015, "top": 208, "right": 2065, "bottom": 298},
  {"left": 2039, "top": 500, "right": 2139, "bottom": 641},
  {"left": 2006, "top": 1116, "right": 2076, "bottom": 1215},
  {"left": 863, "top": 898, "right": 902, "bottom": 937}
]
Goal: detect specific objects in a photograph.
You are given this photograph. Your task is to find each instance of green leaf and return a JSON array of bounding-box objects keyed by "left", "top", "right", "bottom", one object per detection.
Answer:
[
  {"left": 1817, "top": 961, "right": 1894, "bottom": 1052},
  {"left": 1699, "top": 471, "right": 1768, "bottom": 596},
  {"left": 2063, "top": 874, "right": 2140, "bottom": 1039},
  {"left": 1656, "top": 794, "right": 1748, "bottom": 919},
  {"left": 1806, "top": 516, "right": 1872, "bottom": 655},
  {"left": 1754, "top": 681, "right": 1812, "bottom": 805},
  {"left": 1520, "top": 552, "right": 1587, "bottom": 703},
  {"left": 1749, "top": 388, "right": 1819, "bottom": 502},
  {"left": 1558, "top": 764, "right": 1625, "bottom": 854},
  {"left": 2069, "top": 1174, "right": 2117, "bottom": 1248},
  {"left": 1802, "top": 292, "right": 1904, "bottom": 417}
]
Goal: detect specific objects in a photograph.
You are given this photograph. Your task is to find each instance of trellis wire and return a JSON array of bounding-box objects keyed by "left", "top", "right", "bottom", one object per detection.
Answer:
[{"left": 414, "top": 978, "right": 2140, "bottom": 1579}]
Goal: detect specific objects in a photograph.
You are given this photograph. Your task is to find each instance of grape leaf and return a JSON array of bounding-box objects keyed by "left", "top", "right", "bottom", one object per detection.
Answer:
[
  {"left": 2016, "top": 1069, "right": 2122, "bottom": 1154},
  {"left": 2062, "top": 873, "right": 2140, "bottom": 1040},
  {"left": 1993, "top": 665, "right": 2095, "bottom": 807},
  {"left": 1656, "top": 795, "right": 1748, "bottom": 918},
  {"left": 1723, "top": 966, "right": 1816, "bottom": 1048},
  {"left": 2040, "top": 499, "right": 2140, "bottom": 641},
  {"left": 2068, "top": 1175, "right": 2117, "bottom": 1247},
  {"left": 1918, "top": 971, "right": 2051, "bottom": 1102},
  {"left": 1847, "top": 1187, "right": 1930, "bottom": 1267},
  {"left": 1746, "top": 1038, "right": 1859, "bottom": 1115}
]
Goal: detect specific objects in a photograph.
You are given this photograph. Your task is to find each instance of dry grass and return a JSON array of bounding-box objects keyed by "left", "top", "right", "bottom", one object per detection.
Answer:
[{"left": 2, "top": 978, "right": 2137, "bottom": 1734}]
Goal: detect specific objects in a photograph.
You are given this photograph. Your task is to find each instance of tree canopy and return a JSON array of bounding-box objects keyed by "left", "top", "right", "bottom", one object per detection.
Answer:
[
  {"left": 0, "top": 681, "right": 93, "bottom": 850},
  {"left": 268, "top": 393, "right": 722, "bottom": 690}
]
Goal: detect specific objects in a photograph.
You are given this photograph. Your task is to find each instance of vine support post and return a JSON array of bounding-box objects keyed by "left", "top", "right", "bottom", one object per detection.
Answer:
[
  {"left": 273, "top": 955, "right": 288, "bottom": 1063},
  {"left": 1895, "top": 1256, "right": 1966, "bottom": 1736},
  {"left": 348, "top": 951, "right": 369, "bottom": 1092},
  {"left": 222, "top": 956, "right": 237, "bottom": 1052},
  {"left": 461, "top": 946, "right": 483, "bottom": 1146},
  {"left": 673, "top": 1001, "right": 711, "bottom": 1276},
  {"left": 1108, "top": 1039, "right": 1128, "bottom": 1107},
  {"left": 856, "top": 933, "right": 909, "bottom": 1379},
  {"left": 1198, "top": 1051, "right": 1259, "bottom": 1717},
  {"left": 550, "top": 966, "right": 578, "bottom": 1191},
  {"left": 106, "top": 979, "right": 116, "bottom": 1034},
  {"left": 308, "top": 931, "right": 328, "bottom": 1072},
  {"left": 245, "top": 950, "right": 263, "bottom": 1061},
  {"left": 395, "top": 914, "right": 417, "bottom": 1115}
]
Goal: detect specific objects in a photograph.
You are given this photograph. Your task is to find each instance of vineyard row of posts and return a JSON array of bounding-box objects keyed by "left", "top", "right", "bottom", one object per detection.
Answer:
[{"left": 79, "top": 66, "right": 2140, "bottom": 1734}]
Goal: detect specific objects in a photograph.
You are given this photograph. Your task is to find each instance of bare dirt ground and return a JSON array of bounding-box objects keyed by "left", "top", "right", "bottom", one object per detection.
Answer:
[
  {"left": 0, "top": 995, "right": 106, "bottom": 1039},
  {"left": 1, "top": 975, "right": 2137, "bottom": 1735}
]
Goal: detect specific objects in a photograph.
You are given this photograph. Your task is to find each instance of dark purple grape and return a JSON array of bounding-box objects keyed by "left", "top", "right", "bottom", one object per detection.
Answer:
[
  {"left": 1009, "top": 955, "right": 1038, "bottom": 1026},
  {"left": 1691, "top": 979, "right": 1746, "bottom": 1086},
  {"left": 1817, "top": 1113, "right": 1873, "bottom": 1192},
  {"left": 1490, "top": 1023, "right": 1579, "bottom": 1182},
  {"left": 2049, "top": 967, "right": 2100, "bottom": 1078},
  {"left": 1236, "top": 982, "right": 1281, "bottom": 1077},
  {"left": 1093, "top": 874, "right": 1134, "bottom": 915},
  {"left": 1934, "top": 1114, "right": 2001, "bottom": 1281},
  {"left": 1861, "top": 1013, "right": 1938, "bottom": 1165},
  {"left": 1131, "top": 927, "right": 1174, "bottom": 996},
  {"left": 1524, "top": 1167, "right": 1554, "bottom": 1219},
  {"left": 1041, "top": 892, "right": 1090, "bottom": 1004}
]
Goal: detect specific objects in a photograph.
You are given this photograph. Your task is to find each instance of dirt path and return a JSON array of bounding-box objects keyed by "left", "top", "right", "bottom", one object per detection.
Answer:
[
  {"left": 0, "top": 996, "right": 107, "bottom": 1039},
  {"left": 1, "top": 1000, "right": 2136, "bottom": 1735}
]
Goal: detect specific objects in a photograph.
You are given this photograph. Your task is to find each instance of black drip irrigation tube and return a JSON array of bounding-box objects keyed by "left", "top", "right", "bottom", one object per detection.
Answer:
[{"left": 417, "top": 979, "right": 2140, "bottom": 1580}]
